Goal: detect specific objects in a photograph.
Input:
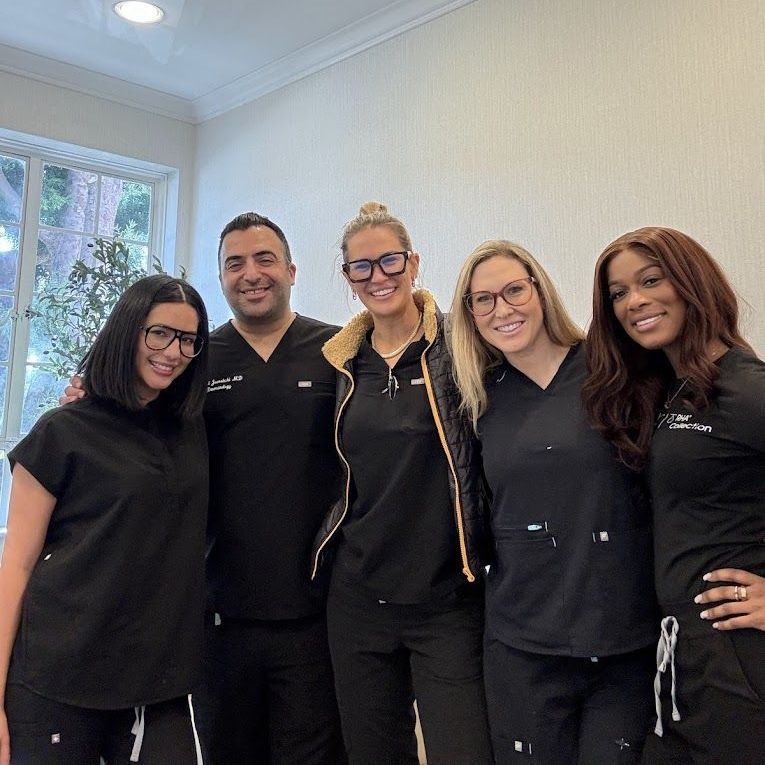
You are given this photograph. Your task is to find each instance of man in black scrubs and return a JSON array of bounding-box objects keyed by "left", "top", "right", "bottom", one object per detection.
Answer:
[{"left": 199, "top": 212, "right": 344, "bottom": 764}]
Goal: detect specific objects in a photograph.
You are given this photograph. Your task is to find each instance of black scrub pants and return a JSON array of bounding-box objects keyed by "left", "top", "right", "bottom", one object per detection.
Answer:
[
  {"left": 197, "top": 613, "right": 345, "bottom": 765},
  {"left": 326, "top": 580, "right": 493, "bottom": 765},
  {"left": 484, "top": 639, "right": 655, "bottom": 764},
  {"left": 641, "top": 605, "right": 765, "bottom": 765},
  {"left": 5, "top": 685, "right": 202, "bottom": 764}
]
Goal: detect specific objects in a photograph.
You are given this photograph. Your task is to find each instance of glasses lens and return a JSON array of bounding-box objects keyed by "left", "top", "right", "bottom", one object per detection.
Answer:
[
  {"left": 144, "top": 325, "right": 173, "bottom": 350},
  {"left": 345, "top": 260, "right": 372, "bottom": 282},
  {"left": 502, "top": 278, "right": 532, "bottom": 306},
  {"left": 466, "top": 292, "right": 495, "bottom": 316},
  {"left": 379, "top": 252, "right": 407, "bottom": 275},
  {"left": 179, "top": 335, "right": 204, "bottom": 358}
]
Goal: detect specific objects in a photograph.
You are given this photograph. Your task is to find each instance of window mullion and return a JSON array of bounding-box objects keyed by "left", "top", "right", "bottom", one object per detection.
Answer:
[{"left": 6, "top": 157, "right": 43, "bottom": 439}]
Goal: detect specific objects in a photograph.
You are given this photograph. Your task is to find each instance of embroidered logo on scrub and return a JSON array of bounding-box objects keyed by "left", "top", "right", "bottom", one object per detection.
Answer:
[{"left": 655, "top": 412, "right": 712, "bottom": 433}]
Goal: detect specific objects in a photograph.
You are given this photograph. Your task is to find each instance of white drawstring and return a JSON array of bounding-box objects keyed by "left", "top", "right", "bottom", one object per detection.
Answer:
[
  {"left": 653, "top": 616, "right": 681, "bottom": 736},
  {"left": 130, "top": 705, "right": 146, "bottom": 762},
  {"left": 188, "top": 694, "right": 204, "bottom": 764}
]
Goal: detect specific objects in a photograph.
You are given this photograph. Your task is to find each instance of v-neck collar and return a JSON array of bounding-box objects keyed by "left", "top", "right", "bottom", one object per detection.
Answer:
[
  {"left": 226, "top": 314, "right": 299, "bottom": 364},
  {"left": 500, "top": 343, "right": 579, "bottom": 394}
]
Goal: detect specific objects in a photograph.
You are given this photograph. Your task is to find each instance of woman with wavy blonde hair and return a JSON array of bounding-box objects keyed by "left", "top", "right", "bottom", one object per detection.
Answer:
[{"left": 450, "top": 240, "right": 657, "bottom": 763}]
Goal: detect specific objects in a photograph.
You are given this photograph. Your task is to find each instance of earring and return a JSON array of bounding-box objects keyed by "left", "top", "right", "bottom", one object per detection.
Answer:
[
  {"left": 352, "top": 292, "right": 358, "bottom": 301},
  {"left": 411, "top": 278, "right": 416, "bottom": 288}
]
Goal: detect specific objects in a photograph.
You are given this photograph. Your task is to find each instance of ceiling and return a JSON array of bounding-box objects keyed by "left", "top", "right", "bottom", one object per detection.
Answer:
[{"left": 0, "top": 0, "right": 474, "bottom": 123}]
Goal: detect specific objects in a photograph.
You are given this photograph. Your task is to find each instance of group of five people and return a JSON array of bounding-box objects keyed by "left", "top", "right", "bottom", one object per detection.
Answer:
[{"left": 0, "top": 203, "right": 762, "bottom": 764}]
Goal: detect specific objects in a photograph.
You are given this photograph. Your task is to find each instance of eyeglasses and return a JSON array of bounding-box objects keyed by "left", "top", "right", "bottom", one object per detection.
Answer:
[
  {"left": 341, "top": 251, "right": 411, "bottom": 283},
  {"left": 464, "top": 276, "right": 537, "bottom": 316},
  {"left": 140, "top": 324, "right": 204, "bottom": 358}
]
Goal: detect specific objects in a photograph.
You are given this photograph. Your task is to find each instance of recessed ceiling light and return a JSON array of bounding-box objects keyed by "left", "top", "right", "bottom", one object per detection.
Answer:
[{"left": 113, "top": 1, "right": 165, "bottom": 25}]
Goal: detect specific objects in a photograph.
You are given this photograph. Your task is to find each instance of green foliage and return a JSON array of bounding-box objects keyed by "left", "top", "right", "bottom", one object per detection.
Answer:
[
  {"left": 114, "top": 182, "right": 150, "bottom": 242},
  {"left": 32, "top": 237, "right": 181, "bottom": 378},
  {"left": 39, "top": 165, "right": 72, "bottom": 227}
]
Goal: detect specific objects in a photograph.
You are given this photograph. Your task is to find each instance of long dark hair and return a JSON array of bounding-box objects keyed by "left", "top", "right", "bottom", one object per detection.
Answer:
[
  {"left": 79, "top": 274, "right": 209, "bottom": 419},
  {"left": 583, "top": 226, "right": 752, "bottom": 469}
]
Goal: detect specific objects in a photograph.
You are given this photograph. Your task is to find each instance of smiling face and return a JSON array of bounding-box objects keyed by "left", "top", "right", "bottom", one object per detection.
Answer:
[
  {"left": 343, "top": 225, "right": 419, "bottom": 321},
  {"left": 135, "top": 301, "right": 199, "bottom": 405},
  {"left": 606, "top": 247, "right": 687, "bottom": 362},
  {"left": 219, "top": 225, "right": 296, "bottom": 327},
  {"left": 468, "top": 254, "right": 550, "bottom": 363}
]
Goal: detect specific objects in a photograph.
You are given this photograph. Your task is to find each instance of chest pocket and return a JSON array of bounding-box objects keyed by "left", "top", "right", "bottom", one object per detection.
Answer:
[{"left": 295, "top": 380, "right": 336, "bottom": 445}]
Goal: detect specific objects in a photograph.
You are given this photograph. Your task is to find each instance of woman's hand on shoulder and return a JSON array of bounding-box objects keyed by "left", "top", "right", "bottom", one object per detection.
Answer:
[{"left": 695, "top": 568, "right": 765, "bottom": 631}]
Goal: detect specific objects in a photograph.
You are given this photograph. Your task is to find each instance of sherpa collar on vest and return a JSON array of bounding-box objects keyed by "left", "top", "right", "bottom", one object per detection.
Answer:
[{"left": 322, "top": 289, "right": 439, "bottom": 371}]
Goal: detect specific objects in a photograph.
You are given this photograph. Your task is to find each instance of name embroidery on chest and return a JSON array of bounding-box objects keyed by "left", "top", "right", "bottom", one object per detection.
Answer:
[{"left": 207, "top": 374, "right": 244, "bottom": 393}]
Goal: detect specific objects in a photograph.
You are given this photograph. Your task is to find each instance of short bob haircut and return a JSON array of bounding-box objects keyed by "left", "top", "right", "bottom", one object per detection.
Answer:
[
  {"left": 449, "top": 239, "right": 583, "bottom": 428},
  {"left": 79, "top": 274, "right": 209, "bottom": 419},
  {"left": 583, "top": 226, "right": 752, "bottom": 468}
]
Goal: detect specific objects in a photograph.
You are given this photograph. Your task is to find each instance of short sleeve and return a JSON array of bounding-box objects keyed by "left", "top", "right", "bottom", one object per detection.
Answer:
[
  {"left": 731, "top": 356, "right": 765, "bottom": 453},
  {"left": 7, "top": 409, "right": 74, "bottom": 498}
]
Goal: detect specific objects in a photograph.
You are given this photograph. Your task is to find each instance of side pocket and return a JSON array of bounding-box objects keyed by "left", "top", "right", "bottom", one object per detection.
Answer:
[{"left": 725, "top": 630, "right": 765, "bottom": 703}]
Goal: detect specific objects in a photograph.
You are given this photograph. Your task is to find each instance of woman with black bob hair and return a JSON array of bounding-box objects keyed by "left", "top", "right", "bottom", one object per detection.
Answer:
[
  {"left": 0, "top": 274, "right": 210, "bottom": 765},
  {"left": 584, "top": 227, "right": 764, "bottom": 764}
]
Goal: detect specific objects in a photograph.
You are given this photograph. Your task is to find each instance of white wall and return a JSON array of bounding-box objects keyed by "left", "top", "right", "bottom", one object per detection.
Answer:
[
  {"left": 190, "top": 0, "right": 765, "bottom": 353},
  {"left": 0, "top": 69, "right": 195, "bottom": 271}
]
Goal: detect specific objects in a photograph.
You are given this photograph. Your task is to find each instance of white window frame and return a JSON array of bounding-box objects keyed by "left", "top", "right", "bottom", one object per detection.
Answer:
[{"left": 0, "top": 133, "right": 179, "bottom": 542}]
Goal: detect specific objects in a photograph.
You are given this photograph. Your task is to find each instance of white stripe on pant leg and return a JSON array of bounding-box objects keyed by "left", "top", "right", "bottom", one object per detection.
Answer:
[
  {"left": 187, "top": 694, "right": 204, "bottom": 765},
  {"left": 130, "top": 706, "right": 146, "bottom": 763}
]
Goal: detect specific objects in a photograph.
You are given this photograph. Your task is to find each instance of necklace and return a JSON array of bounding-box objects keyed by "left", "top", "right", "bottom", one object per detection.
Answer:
[
  {"left": 381, "top": 367, "right": 400, "bottom": 399},
  {"left": 664, "top": 377, "right": 689, "bottom": 410},
  {"left": 371, "top": 313, "right": 423, "bottom": 359}
]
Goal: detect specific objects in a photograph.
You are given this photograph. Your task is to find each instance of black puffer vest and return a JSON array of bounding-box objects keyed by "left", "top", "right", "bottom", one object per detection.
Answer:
[{"left": 310, "top": 289, "right": 489, "bottom": 583}]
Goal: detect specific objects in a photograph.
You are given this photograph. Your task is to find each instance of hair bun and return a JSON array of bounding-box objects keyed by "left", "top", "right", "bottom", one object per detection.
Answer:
[{"left": 359, "top": 201, "right": 388, "bottom": 216}]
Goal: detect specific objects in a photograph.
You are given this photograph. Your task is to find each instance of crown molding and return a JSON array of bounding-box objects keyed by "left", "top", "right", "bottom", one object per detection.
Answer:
[
  {"left": 0, "top": 43, "right": 195, "bottom": 123},
  {"left": 0, "top": 0, "right": 476, "bottom": 125},
  {"left": 191, "top": 0, "right": 476, "bottom": 122}
]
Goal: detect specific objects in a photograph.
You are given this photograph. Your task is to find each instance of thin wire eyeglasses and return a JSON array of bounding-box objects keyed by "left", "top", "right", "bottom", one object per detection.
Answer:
[
  {"left": 140, "top": 324, "right": 204, "bottom": 358},
  {"left": 464, "top": 276, "right": 537, "bottom": 316},
  {"left": 342, "top": 251, "right": 411, "bottom": 283}
]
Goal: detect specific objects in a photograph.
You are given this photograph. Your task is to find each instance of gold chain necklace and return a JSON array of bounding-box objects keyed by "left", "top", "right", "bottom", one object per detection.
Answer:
[{"left": 371, "top": 313, "right": 423, "bottom": 359}]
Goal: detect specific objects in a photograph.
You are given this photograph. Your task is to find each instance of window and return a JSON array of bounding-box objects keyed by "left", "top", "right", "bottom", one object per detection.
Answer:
[{"left": 0, "top": 142, "right": 169, "bottom": 541}]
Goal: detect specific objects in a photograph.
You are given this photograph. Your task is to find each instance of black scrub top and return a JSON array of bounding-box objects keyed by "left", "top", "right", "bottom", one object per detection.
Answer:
[
  {"left": 479, "top": 344, "right": 658, "bottom": 656},
  {"left": 650, "top": 347, "right": 765, "bottom": 610},
  {"left": 334, "top": 335, "right": 462, "bottom": 604},
  {"left": 7, "top": 396, "right": 208, "bottom": 709},
  {"left": 204, "top": 315, "right": 341, "bottom": 620}
]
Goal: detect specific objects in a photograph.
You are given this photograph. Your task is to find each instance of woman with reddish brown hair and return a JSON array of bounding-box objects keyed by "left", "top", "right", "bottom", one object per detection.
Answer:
[{"left": 584, "top": 226, "right": 765, "bottom": 764}]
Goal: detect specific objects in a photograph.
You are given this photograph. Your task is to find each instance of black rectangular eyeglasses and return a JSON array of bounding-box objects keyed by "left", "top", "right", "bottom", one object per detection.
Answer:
[
  {"left": 341, "top": 251, "right": 410, "bottom": 283},
  {"left": 140, "top": 324, "right": 204, "bottom": 358}
]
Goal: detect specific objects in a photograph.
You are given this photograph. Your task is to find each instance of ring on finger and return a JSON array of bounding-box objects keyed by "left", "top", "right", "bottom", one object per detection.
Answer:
[{"left": 737, "top": 585, "right": 748, "bottom": 602}]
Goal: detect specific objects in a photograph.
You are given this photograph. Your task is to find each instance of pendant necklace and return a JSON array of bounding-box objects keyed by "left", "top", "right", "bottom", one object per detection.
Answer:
[
  {"left": 664, "top": 377, "right": 689, "bottom": 410},
  {"left": 382, "top": 367, "right": 400, "bottom": 399},
  {"left": 371, "top": 313, "right": 423, "bottom": 359}
]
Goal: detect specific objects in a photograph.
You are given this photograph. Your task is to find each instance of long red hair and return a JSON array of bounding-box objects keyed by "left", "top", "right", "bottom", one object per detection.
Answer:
[{"left": 583, "top": 227, "right": 752, "bottom": 469}]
